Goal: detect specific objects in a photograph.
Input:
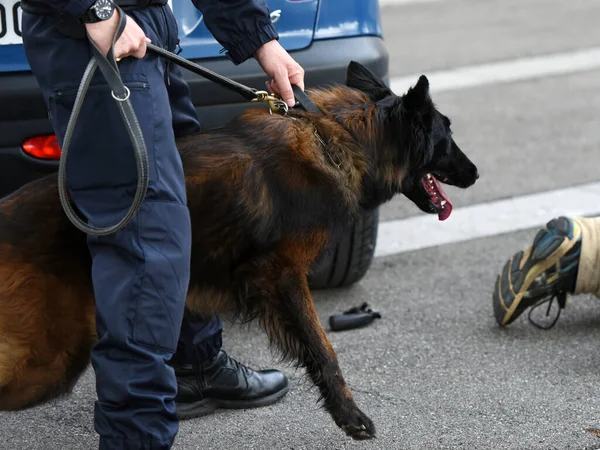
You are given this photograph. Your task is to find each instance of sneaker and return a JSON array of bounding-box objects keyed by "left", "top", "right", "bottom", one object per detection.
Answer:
[
  {"left": 492, "top": 216, "right": 582, "bottom": 329},
  {"left": 174, "top": 351, "right": 289, "bottom": 420}
]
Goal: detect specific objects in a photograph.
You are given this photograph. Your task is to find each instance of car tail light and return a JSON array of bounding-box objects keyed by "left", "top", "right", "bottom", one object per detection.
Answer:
[{"left": 22, "top": 135, "right": 62, "bottom": 160}]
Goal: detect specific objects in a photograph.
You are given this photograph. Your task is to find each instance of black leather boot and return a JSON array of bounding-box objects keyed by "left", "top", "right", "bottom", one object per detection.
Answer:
[{"left": 174, "top": 350, "right": 289, "bottom": 420}]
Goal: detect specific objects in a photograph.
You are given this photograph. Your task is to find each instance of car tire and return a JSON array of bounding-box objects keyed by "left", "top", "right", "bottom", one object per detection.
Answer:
[{"left": 308, "top": 208, "right": 379, "bottom": 290}]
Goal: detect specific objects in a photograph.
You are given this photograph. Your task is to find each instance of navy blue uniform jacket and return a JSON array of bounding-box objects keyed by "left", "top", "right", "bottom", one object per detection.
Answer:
[{"left": 46, "top": 0, "right": 279, "bottom": 64}]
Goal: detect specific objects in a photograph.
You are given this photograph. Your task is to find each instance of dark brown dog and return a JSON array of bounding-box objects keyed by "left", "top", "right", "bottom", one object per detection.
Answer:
[{"left": 0, "top": 61, "right": 478, "bottom": 440}]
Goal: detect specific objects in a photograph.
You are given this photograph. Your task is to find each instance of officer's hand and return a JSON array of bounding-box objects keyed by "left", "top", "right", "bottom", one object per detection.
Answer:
[
  {"left": 85, "top": 10, "right": 151, "bottom": 60},
  {"left": 254, "top": 40, "right": 305, "bottom": 108}
]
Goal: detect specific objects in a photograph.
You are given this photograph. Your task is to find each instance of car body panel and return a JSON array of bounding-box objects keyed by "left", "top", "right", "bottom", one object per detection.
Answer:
[
  {"left": 0, "top": 0, "right": 388, "bottom": 198},
  {"left": 0, "top": 0, "right": 383, "bottom": 72}
]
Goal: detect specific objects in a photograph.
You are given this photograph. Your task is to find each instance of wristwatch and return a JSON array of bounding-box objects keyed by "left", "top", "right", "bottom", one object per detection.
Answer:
[{"left": 80, "top": 0, "right": 116, "bottom": 23}]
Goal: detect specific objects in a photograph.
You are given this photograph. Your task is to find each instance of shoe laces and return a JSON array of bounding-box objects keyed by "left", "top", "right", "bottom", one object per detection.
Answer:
[
  {"left": 526, "top": 243, "right": 581, "bottom": 330},
  {"left": 527, "top": 291, "right": 567, "bottom": 330},
  {"left": 222, "top": 352, "right": 253, "bottom": 378},
  {"left": 192, "top": 351, "right": 253, "bottom": 389}
]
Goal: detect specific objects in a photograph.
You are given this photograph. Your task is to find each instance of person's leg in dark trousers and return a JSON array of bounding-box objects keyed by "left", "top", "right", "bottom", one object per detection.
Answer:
[
  {"left": 23, "top": 4, "right": 290, "bottom": 446},
  {"left": 163, "top": 53, "right": 289, "bottom": 420},
  {"left": 162, "top": 54, "right": 225, "bottom": 368},
  {"left": 22, "top": 6, "right": 190, "bottom": 449}
]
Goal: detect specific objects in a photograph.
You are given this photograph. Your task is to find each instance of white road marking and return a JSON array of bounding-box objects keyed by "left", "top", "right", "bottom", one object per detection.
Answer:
[
  {"left": 374, "top": 181, "right": 600, "bottom": 257},
  {"left": 389, "top": 47, "right": 600, "bottom": 95}
]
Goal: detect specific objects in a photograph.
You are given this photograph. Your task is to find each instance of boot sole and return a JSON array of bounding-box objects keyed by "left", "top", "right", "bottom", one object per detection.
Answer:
[
  {"left": 176, "top": 384, "right": 290, "bottom": 420},
  {"left": 492, "top": 216, "right": 581, "bottom": 327}
]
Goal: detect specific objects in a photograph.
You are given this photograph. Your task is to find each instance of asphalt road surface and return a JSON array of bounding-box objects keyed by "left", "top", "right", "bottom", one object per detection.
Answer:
[{"left": 3, "top": 0, "right": 600, "bottom": 449}]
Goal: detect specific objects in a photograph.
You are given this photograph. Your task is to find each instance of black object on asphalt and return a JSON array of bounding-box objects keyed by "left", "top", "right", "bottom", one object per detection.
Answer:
[{"left": 329, "top": 303, "right": 382, "bottom": 332}]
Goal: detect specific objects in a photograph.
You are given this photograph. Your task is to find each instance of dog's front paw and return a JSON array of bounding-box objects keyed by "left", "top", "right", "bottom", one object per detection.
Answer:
[{"left": 338, "top": 408, "right": 376, "bottom": 440}]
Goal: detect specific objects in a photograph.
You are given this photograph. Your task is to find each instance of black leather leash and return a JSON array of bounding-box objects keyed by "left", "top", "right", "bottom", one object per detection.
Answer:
[
  {"left": 290, "top": 84, "right": 321, "bottom": 113},
  {"left": 148, "top": 43, "right": 257, "bottom": 101},
  {"left": 58, "top": 6, "right": 149, "bottom": 236},
  {"left": 147, "top": 43, "right": 322, "bottom": 114},
  {"left": 59, "top": 7, "right": 321, "bottom": 236}
]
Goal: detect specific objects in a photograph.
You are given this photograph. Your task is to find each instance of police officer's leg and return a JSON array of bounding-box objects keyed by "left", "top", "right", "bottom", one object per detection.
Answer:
[
  {"left": 162, "top": 36, "right": 289, "bottom": 420},
  {"left": 162, "top": 49, "right": 226, "bottom": 369},
  {"left": 23, "top": 6, "right": 189, "bottom": 448}
]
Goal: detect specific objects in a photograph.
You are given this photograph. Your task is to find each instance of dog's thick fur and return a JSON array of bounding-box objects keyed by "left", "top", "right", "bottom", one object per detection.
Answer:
[{"left": 0, "top": 62, "right": 478, "bottom": 440}]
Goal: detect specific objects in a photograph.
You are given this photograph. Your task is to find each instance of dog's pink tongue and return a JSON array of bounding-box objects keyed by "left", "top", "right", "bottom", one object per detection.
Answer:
[
  {"left": 438, "top": 200, "right": 453, "bottom": 221},
  {"left": 431, "top": 176, "right": 453, "bottom": 221}
]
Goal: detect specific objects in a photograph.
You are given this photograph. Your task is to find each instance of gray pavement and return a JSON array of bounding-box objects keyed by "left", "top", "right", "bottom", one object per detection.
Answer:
[
  {"left": 5, "top": 231, "right": 600, "bottom": 449},
  {"left": 4, "top": 0, "right": 600, "bottom": 449},
  {"left": 381, "top": 0, "right": 600, "bottom": 76}
]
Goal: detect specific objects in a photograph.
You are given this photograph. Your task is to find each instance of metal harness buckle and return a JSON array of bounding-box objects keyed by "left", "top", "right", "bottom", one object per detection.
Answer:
[{"left": 252, "top": 91, "right": 289, "bottom": 115}]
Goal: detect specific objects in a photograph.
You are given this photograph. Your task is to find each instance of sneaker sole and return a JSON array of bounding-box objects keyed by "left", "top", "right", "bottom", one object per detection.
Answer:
[
  {"left": 176, "top": 384, "right": 290, "bottom": 421},
  {"left": 492, "top": 216, "right": 581, "bottom": 327}
]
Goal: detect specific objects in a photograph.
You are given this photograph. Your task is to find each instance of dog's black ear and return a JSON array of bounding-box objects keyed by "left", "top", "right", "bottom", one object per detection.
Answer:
[
  {"left": 346, "top": 60, "right": 393, "bottom": 101},
  {"left": 403, "top": 75, "right": 431, "bottom": 110},
  {"left": 399, "top": 75, "right": 433, "bottom": 130}
]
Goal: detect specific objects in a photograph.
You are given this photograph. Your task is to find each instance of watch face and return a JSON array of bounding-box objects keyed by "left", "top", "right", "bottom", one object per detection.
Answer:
[{"left": 94, "top": 0, "right": 114, "bottom": 20}]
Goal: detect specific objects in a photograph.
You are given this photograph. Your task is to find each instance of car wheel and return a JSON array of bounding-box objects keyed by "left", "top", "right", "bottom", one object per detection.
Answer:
[{"left": 308, "top": 208, "right": 379, "bottom": 290}]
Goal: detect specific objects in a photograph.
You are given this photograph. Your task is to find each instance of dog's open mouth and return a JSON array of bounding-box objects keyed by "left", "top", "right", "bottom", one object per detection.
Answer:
[{"left": 422, "top": 173, "right": 453, "bottom": 221}]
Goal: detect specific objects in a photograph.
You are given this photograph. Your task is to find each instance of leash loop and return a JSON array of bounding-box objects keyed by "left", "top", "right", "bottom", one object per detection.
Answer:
[
  {"left": 111, "top": 85, "right": 131, "bottom": 102},
  {"left": 58, "top": 5, "right": 150, "bottom": 236}
]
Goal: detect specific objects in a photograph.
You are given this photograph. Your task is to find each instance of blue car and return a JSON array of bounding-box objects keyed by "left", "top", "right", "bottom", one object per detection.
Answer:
[{"left": 0, "top": 0, "right": 389, "bottom": 289}]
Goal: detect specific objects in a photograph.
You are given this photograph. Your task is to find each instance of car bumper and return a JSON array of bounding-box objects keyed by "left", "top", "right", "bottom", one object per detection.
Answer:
[{"left": 0, "top": 35, "right": 388, "bottom": 198}]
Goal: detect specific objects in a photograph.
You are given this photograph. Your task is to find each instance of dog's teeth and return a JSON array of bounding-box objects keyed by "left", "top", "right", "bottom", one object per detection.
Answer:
[{"left": 441, "top": 200, "right": 447, "bottom": 206}]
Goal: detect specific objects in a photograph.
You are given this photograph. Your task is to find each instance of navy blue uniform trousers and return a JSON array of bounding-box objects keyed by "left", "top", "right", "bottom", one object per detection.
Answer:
[{"left": 22, "top": 5, "right": 222, "bottom": 449}]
